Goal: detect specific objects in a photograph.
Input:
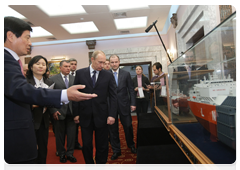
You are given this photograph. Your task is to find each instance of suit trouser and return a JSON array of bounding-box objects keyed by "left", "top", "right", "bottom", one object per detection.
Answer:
[
  {"left": 54, "top": 112, "right": 76, "bottom": 157},
  {"left": 136, "top": 98, "right": 149, "bottom": 118},
  {"left": 109, "top": 112, "right": 135, "bottom": 153},
  {"left": 35, "top": 119, "right": 49, "bottom": 164},
  {"left": 81, "top": 119, "right": 109, "bottom": 164}
]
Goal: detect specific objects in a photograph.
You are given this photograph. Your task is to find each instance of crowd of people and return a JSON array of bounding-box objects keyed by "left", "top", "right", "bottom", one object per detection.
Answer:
[{"left": 4, "top": 16, "right": 165, "bottom": 164}]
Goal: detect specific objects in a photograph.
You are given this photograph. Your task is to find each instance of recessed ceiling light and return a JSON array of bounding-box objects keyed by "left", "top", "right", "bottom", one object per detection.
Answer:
[
  {"left": 37, "top": 5, "right": 87, "bottom": 16},
  {"left": 5, "top": 6, "right": 26, "bottom": 19},
  {"left": 61, "top": 21, "right": 99, "bottom": 34},
  {"left": 109, "top": 5, "right": 149, "bottom": 11},
  {"left": 114, "top": 16, "right": 147, "bottom": 30},
  {"left": 31, "top": 27, "right": 53, "bottom": 38}
]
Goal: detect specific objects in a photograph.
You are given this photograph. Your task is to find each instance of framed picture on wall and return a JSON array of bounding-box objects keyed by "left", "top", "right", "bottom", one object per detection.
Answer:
[{"left": 48, "top": 61, "right": 61, "bottom": 77}]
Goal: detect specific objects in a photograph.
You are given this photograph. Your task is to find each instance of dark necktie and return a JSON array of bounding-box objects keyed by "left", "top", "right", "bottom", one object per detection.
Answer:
[
  {"left": 71, "top": 72, "right": 74, "bottom": 76},
  {"left": 92, "top": 70, "right": 96, "bottom": 87},
  {"left": 18, "top": 59, "right": 24, "bottom": 75},
  {"left": 64, "top": 75, "right": 69, "bottom": 88}
]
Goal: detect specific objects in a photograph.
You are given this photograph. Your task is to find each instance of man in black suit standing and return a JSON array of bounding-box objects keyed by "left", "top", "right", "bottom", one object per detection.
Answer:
[
  {"left": 109, "top": 54, "right": 137, "bottom": 160},
  {"left": 50, "top": 60, "right": 77, "bottom": 163},
  {"left": 4, "top": 16, "right": 97, "bottom": 164},
  {"left": 69, "top": 58, "right": 83, "bottom": 150},
  {"left": 73, "top": 50, "right": 117, "bottom": 164}
]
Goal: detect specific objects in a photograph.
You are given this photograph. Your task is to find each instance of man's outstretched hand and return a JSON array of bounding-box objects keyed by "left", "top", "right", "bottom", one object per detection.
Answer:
[{"left": 67, "top": 85, "right": 97, "bottom": 101}]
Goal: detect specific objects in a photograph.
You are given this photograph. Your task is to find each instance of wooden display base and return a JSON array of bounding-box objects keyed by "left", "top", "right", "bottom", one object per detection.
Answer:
[
  {"left": 168, "top": 124, "right": 213, "bottom": 164},
  {"left": 155, "top": 106, "right": 213, "bottom": 164}
]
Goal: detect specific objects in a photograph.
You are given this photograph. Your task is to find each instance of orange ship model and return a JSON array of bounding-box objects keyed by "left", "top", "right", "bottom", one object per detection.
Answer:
[{"left": 187, "top": 73, "right": 236, "bottom": 149}]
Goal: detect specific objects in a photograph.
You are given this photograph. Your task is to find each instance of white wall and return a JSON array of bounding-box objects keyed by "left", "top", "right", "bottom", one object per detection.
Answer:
[{"left": 20, "top": 34, "right": 169, "bottom": 70}]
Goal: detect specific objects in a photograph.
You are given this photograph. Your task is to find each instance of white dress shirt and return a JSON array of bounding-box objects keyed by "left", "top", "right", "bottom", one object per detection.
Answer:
[
  {"left": 33, "top": 76, "right": 49, "bottom": 88},
  {"left": 111, "top": 68, "right": 119, "bottom": 78},
  {"left": 90, "top": 65, "right": 99, "bottom": 82}
]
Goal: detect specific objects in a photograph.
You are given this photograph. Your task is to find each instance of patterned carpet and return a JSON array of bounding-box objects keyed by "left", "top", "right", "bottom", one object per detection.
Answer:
[
  {"left": 46, "top": 116, "right": 138, "bottom": 164},
  {"left": 107, "top": 116, "right": 138, "bottom": 164}
]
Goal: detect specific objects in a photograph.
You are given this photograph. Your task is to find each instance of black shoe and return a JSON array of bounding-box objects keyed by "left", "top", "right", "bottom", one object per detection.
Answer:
[
  {"left": 130, "top": 146, "right": 137, "bottom": 154},
  {"left": 111, "top": 152, "right": 121, "bottom": 160},
  {"left": 67, "top": 155, "right": 77, "bottom": 163},
  {"left": 60, "top": 155, "right": 67, "bottom": 163},
  {"left": 74, "top": 144, "right": 82, "bottom": 150}
]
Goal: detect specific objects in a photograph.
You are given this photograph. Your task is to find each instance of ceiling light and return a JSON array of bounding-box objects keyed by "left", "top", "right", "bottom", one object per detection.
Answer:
[
  {"left": 61, "top": 22, "right": 99, "bottom": 34},
  {"left": 31, "top": 27, "right": 53, "bottom": 38},
  {"left": 109, "top": 5, "right": 149, "bottom": 11},
  {"left": 37, "top": 5, "right": 87, "bottom": 16},
  {"left": 114, "top": 16, "right": 147, "bottom": 30},
  {"left": 5, "top": 6, "right": 26, "bottom": 19}
]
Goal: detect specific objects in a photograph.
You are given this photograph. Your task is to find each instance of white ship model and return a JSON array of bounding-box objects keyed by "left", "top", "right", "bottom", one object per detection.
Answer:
[{"left": 188, "top": 72, "right": 236, "bottom": 138}]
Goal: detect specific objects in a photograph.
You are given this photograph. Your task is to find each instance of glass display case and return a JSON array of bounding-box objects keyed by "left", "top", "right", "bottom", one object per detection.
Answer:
[{"left": 155, "top": 12, "right": 236, "bottom": 164}]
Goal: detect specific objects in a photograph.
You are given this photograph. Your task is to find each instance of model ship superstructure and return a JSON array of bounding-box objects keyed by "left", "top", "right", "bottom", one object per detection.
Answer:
[
  {"left": 187, "top": 72, "right": 236, "bottom": 149},
  {"left": 188, "top": 73, "right": 236, "bottom": 105}
]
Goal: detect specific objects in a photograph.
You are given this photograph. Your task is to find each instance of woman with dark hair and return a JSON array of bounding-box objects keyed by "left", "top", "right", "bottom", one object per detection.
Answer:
[
  {"left": 26, "top": 55, "right": 54, "bottom": 164},
  {"left": 132, "top": 65, "right": 150, "bottom": 119}
]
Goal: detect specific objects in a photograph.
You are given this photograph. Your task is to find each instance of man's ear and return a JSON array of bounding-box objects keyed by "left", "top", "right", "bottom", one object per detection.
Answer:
[{"left": 6, "top": 31, "right": 15, "bottom": 43}]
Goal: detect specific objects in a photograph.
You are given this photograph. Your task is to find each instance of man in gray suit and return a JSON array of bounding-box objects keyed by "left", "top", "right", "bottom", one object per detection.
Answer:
[
  {"left": 50, "top": 60, "right": 77, "bottom": 163},
  {"left": 109, "top": 54, "right": 137, "bottom": 160}
]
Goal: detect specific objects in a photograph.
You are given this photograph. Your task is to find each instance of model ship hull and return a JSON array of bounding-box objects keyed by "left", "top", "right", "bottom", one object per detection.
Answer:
[{"left": 188, "top": 101, "right": 217, "bottom": 137}]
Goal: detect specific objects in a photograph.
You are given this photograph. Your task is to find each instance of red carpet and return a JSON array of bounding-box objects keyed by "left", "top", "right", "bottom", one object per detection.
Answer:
[{"left": 46, "top": 116, "right": 137, "bottom": 164}]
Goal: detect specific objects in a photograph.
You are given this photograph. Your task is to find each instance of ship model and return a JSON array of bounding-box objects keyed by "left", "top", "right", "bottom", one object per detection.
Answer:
[{"left": 188, "top": 73, "right": 236, "bottom": 149}]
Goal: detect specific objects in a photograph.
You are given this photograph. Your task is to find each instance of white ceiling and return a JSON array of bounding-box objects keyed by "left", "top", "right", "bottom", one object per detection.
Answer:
[{"left": 8, "top": 5, "right": 173, "bottom": 45}]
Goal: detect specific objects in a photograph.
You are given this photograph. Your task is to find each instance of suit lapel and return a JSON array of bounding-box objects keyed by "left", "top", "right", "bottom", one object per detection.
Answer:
[
  {"left": 57, "top": 74, "right": 67, "bottom": 88},
  {"left": 85, "top": 67, "right": 93, "bottom": 88},
  {"left": 94, "top": 70, "right": 102, "bottom": 88},
  {"left": 118, "top": 69, "right": 123, "bottom": 88},
  {"left": 69, "top": 75, "right": 74, "bottom": 86},
  {"left": 27, "top": 77, "right": 36, "bottom": 86}
]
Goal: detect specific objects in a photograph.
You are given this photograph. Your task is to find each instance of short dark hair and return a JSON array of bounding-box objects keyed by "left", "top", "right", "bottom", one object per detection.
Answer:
[
  {"left": 4, "top": 16, "right": 32, "bottom": 42},
  {"left": 109, "top": 54, "right": 120, "bottom": 61},
  {"left": 26, "top": 55, "right": 49, "bottom": 79},
  {"left": 153, "top": 62, "right": 162, "bottom": 70},
  {"left": 60, "top": 60, "right": 70, "bottom": 67},
  {"left": 69, "top": 58, "right": 77, "bottom": 63}
]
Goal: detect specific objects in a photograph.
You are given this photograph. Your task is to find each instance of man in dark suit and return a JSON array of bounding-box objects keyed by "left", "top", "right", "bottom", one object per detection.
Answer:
[
  {"left": 73, "top": 51, "right": 117, "bottom": 170},
  {"left": 69, "top": 58, "right": 83, "bottom": 150},
  {"left": 109, "top": 54, "right": 137, "bottom": 160},
  {"left": 50, "top": 60, "right": 77, "bottom": 163},
  {"left": 73, "top": 50, "right": 117, "bottom": 164},
  {"left": 4, "top": 16, "right": 97, "bottom": 164}
]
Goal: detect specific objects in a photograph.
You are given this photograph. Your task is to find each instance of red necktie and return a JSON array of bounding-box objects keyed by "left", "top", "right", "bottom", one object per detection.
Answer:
[{"left": 18, "top": 59, "right": 24, "bottom": 75}]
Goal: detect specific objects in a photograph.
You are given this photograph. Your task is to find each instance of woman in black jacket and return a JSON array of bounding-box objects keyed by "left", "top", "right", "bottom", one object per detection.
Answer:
[
  {"left": 132, "top": 65, "right": 150, "bottom": 119},
  {"left": 26, "top": 55, "right": 54, "bottom": 164}
]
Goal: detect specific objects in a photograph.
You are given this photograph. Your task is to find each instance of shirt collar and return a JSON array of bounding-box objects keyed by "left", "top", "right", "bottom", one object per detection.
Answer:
[
  {"left": 60, "top": 72, "right": 69, "bottom": 78},
  {"left": 33, "top": 76, "right": 44, "bottom": 84},
  {"left": 90, "top": 64, "right": 99, "bottom": 74},
  {"left": 112, "top": 68, "right": 119, "bottom": 74},
  {"left": 4, "top": 47, "right": 19, "bottom": 61}
]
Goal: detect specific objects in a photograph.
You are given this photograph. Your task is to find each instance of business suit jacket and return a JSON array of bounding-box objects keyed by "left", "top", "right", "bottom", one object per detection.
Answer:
[
  {"left": 132, "top": 74, "right": 150, "bottom": 101},
  {"left": 50, "top": 73, "right": 74, "bottom": 119},
  {"left": 114, "top": 69, "right": 136, "bottom": 116},
  {"left": 4, "top": 49, "right": 62, "bottom": 163},
  {"left": 73, "top": 67, "right": 117, "bottom": 128},
  {"left": 26, "top": 76, "right": 54, "bottom": 129}
]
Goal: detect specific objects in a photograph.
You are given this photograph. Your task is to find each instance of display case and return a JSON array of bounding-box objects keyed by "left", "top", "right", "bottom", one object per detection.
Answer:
[{"left": 155, "top": 12, "right": 236, "bottom": 164}]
